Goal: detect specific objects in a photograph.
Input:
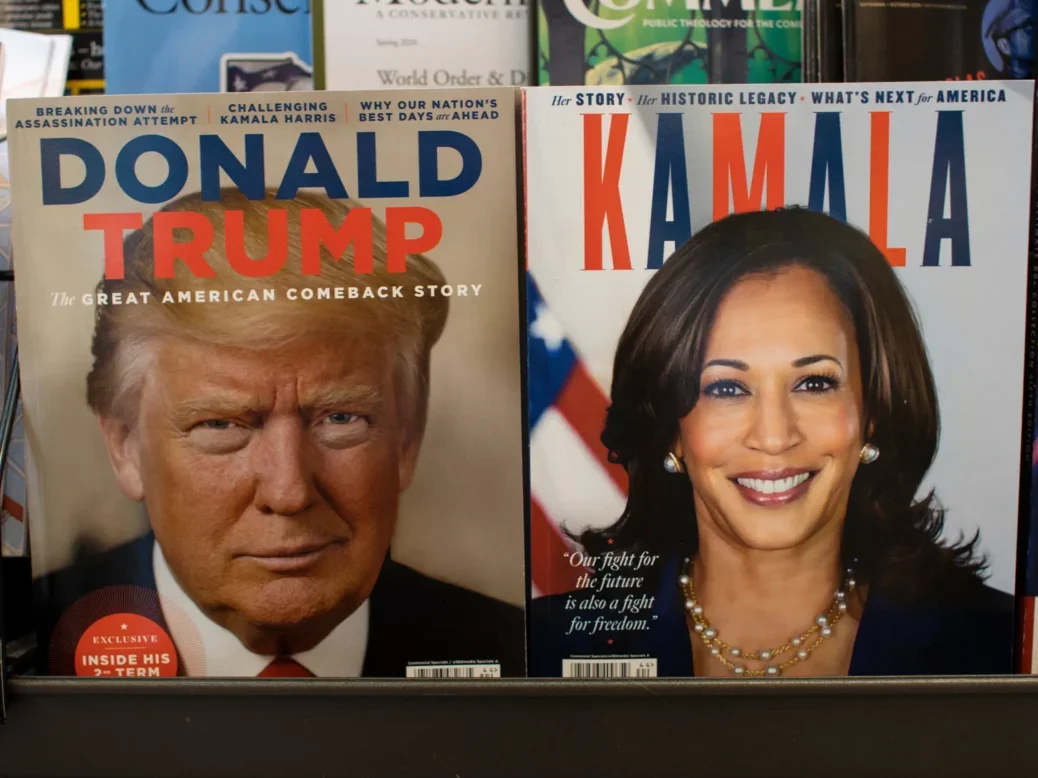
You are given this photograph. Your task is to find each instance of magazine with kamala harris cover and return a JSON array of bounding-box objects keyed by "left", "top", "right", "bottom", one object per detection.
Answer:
[
  {"left": 7, "top": 88, "right": 526, "bottom": 678},
  {"left": 525, "top": 82, "right": 1035, "bottom": 678}
]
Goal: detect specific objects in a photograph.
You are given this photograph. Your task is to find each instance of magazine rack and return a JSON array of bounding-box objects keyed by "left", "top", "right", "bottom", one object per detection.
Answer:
[{"left": 0, "top": 267, "right": 1037, "bottom": 776}]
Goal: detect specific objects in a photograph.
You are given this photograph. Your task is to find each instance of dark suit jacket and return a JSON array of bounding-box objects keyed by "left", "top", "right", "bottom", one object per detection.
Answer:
[
  {"left": 35, "top": 534, "right": 526, "bottom": 677},
  {"left": 530, "top": 553, "right": 1015, "bottom": 677}
]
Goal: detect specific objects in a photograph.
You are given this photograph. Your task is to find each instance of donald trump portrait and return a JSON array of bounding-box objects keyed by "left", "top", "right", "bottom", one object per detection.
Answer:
[{"left": 34, "top": 189, "right": 525, "bottom": 678}]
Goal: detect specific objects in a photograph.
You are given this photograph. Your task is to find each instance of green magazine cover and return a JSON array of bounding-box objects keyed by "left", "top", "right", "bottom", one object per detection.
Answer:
[{"left": 538, "top": 0, "right": 801, "bottom": 85}]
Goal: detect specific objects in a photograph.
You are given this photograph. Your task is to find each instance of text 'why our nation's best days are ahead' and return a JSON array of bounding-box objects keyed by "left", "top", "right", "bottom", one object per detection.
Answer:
[
  {"left": 50, "top": 284, "right": 483, "bottom": 308},
  {"left": 356, "top": 97, "right": 501, "bottom": 123}
]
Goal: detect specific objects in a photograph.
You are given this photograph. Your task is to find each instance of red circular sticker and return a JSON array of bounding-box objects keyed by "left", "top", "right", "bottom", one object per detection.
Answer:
[{"left": 74, "top": 613, "right": 178, "bottom": 678}]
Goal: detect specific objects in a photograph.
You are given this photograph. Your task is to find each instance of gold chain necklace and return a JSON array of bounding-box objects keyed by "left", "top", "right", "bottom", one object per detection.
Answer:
[{"left": 679, "top": 558, "right": 856, "bottom": 677}]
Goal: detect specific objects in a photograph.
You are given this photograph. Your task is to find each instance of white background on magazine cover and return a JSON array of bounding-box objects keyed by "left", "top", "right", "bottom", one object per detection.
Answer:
[{"left": 527, "top": 82, "right": 1035, "bottom": 594}]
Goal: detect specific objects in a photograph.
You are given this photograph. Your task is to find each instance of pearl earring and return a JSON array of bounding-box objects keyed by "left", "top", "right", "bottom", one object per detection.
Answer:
[
  {"left": 859, "top": 444, "right": 880, "bottom": 464},
  {"left": 663, "top": 452, "right": 686, "bottom": 474}
]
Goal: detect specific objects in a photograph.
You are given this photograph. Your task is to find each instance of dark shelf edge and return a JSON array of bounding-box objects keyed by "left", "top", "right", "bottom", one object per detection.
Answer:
[
  {"left": 5, "top": 676, "right": 1038, "bottom": 777},
  {"left": 10, "top": 672, "right": 1038, "bottom": 697}
]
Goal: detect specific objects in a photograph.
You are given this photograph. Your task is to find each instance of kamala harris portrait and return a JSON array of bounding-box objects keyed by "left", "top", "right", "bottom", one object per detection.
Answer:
[{"left": 532, "top": 207, "right": 1014, "bottom": 678}]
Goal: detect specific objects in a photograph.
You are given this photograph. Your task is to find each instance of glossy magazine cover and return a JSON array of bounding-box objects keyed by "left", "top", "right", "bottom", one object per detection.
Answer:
[
  {"left": 525, "top": 82, "right": 1033, "bottom": 678},
  {"left": 316, "top": 0, "right": 531, "bottom": 91},
  {"left": 843, "top": 0, "right": 1035, "bottom": 82},
  {"left": 537, "top": 0, "right": 801, "bottom": 86},
  {"left": 7, "top": 88, "right": 526, "bottom": 678},
  {"left": 102, "top": 0, "right": 313, "bottom": 95}
]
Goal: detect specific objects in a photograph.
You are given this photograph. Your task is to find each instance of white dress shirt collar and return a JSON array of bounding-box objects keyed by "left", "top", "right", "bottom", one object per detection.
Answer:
[{"left": 152, "top": 541, "right": 369, "bottom": 678}]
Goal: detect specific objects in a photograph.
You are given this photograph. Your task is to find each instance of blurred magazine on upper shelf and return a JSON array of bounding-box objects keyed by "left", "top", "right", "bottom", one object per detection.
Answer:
[
  {"left": 0, "top": 26, "right": 71, "bottom": 138},
  {"left": 102, "top": 0, "right": 312, "bottom": 94},
  {"left": 537, "top": 0, "right": 801, "bottom": 86},
  {"left": 0, "top": 0, "right": 103, "bottom": 94},
  {"left": 313, "top": 0, "right": 531, "bottom": 91},
  {"left": 842, "top": 0, "right": 1035, "bottom": 82}
]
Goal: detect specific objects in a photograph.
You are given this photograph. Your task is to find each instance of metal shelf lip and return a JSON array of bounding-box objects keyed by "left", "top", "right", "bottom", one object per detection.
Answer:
[
  {"left": 6, "top": 674, "right": 1038, "bottom": 778},
  {"left": 12, "top": 673, "right": 1038, "bottom": 697}
]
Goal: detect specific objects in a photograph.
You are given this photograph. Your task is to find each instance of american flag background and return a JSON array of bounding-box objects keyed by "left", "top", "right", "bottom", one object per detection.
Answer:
[{"left": 527, "top": 276, "right": 629, "bottom": 599}]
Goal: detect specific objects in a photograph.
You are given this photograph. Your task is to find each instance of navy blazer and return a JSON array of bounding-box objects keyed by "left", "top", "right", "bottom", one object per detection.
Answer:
[
  {"left": 35, "top": 533, "right": 526, "bottom": 677},
  {"left": 530, "top": 554, "right": 1014, "bottom": 677}
]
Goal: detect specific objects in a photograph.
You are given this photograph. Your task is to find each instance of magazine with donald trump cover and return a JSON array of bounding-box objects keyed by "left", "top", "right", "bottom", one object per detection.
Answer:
[
  {"left": 525, "top": 82, "right": 1034, "bottom": 678},
  {"left": 7, "top": 87, "right": 526, "bottom": 678}
]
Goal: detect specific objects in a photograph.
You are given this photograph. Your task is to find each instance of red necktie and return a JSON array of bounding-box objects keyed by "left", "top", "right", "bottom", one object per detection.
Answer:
[{"left": 257, "top": 657, "right": 315, "bottom": 678}]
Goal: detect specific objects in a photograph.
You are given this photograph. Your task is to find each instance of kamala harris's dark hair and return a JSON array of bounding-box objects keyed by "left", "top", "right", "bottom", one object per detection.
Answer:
[{"left": 581, "top": 207, "right": 988, "bottom": 599}]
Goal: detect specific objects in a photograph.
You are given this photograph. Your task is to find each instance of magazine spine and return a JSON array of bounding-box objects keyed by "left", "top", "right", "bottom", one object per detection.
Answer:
[
  {"left": 0, "top": 343, "right": 13, "bottom": 722},
  {"left": 539, "top": 0, "right": 586, "bottom": 85},
  {"left": 313, "top": 0, "right": 327, "bottom": 91},
  {"left": 1016, "top": 82, "right": 1038, "bottom": 673},
  {"left": 802, "top": 0, "right": 818, "bottom": 83},
  {"left": 818, "top": 0, "right": 844, "bottom": 82},
  {"left": 0, "top": 525, "right": 5, "bottom": 722},
  {"left": 840, "top": 0, "right": 857, "bottom": 82},
  {"left": 518, "top": 88, "right": 532, "bottom": 674}
]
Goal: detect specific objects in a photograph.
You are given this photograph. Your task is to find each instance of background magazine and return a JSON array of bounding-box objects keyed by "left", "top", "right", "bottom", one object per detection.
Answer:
[
  {"left": 102, "top": 0, "right": 313, "bottom": 95},
  {"left": 7, "top": 88, "right": 526, "bottom": 678},
  {"left": 537, "top": 0, "right": 801, "bottom": 85},
  {"left": 315, "top": 0, "right": 531, "bottom": 91}
]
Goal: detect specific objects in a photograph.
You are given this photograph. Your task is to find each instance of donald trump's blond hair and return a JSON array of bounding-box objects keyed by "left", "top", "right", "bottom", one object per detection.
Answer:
[{"left": 85, "top": 189, "right": 449, "bottom": 444}]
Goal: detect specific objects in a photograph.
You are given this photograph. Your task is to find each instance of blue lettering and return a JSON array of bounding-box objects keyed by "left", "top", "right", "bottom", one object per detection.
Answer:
[
  {"left": 40, "top": 138, "right": 105, "bottom": 205},
  {"left": 647, "top": 114, "right": 691, "bottom": 270},
  {"left": 356, "top": 132, "right": 409, "bottom": 198},
  {"left": 199, "top": 134, "right": 265, "bottom": 202},
  {"left": 115, "top": 135, "right": 188, "bottom": 205},
  {"left": 923, "top": 111, "right": 970, "bottom": 267},
  {"left": 276, "top": 132, "right": 349, "bottom": 200},
  {"left": 807, "top": 112, "right": 847, "bottom": 222},
  {"left": 418, "top": 131, "right": 481, "bottom": 197}
]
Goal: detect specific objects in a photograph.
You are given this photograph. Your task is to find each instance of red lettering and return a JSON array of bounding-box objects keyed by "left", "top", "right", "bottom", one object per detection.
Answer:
[
  {"left": 869, "top": 112, "right": 906, "bottom": 267},
  {"left": 385, "top": 207, "right": 442, "bottom": 273},
  {"left": 83, "top": 212, "right": 144, "bottom": 280},
  {"left": 583, "top": 113, "right": 630, "bottom": 270},
  {"left": 224, "top": 209, "right": 288, "bottom": 277},
  {"left": 153, "top": 212, "right": 216, "bottom": 278},
  {"left": 712, "top": 113, "right": 785, "bottom": 219},
  {"left": 299, "top": 207, "right": 374, "bottom": 275}
]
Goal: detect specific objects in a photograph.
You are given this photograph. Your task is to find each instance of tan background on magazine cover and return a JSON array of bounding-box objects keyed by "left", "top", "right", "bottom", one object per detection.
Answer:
[{"left": 8, "top": 88, "right": 525, "bottom": 606}]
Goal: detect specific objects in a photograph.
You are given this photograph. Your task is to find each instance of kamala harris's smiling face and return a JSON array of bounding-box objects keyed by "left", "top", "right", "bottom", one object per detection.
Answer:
[{"left": 674, "top": 266, "right": 867, "bottom": 553}]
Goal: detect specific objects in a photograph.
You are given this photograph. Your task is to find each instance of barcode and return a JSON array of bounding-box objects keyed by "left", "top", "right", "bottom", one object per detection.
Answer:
[
  {"left": 405, "top": 663, "right": 501, "bottom": 679},
  {"left": 561, "top": 659, "right": 658, "bottom": 679}
]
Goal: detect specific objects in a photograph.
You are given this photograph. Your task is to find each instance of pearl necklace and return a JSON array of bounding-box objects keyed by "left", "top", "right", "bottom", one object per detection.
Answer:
[{"left": 679, "top": 558, "right": 856, "bottom": 678}]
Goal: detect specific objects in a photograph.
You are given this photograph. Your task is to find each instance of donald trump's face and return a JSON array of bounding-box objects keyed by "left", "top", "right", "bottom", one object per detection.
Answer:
[{"left": 99, "top": 333, "right": 420, "bottom": 654}]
